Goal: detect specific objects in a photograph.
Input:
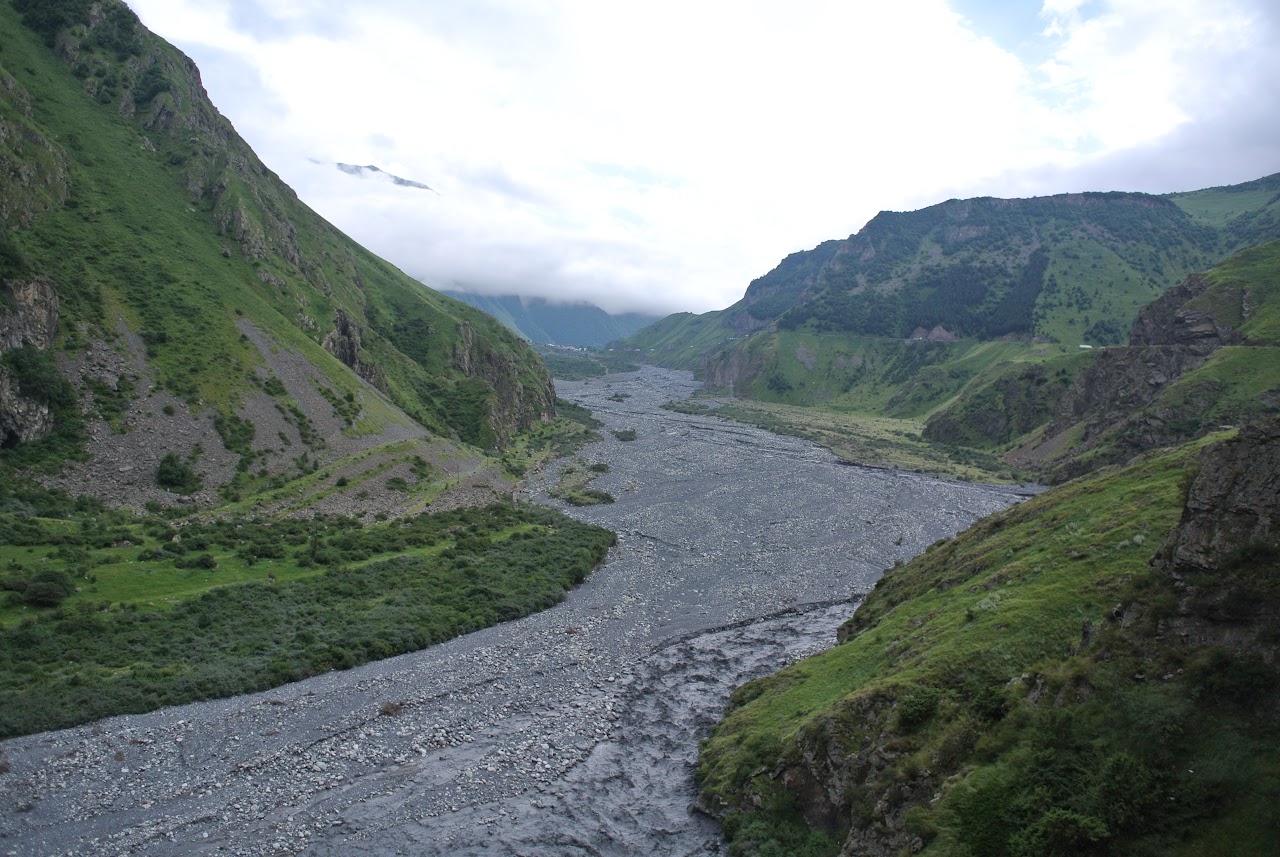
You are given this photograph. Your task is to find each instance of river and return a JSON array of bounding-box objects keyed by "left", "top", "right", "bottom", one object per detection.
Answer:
[{"left": 0, "top": 367, "right": 1026, "bottom": 856}]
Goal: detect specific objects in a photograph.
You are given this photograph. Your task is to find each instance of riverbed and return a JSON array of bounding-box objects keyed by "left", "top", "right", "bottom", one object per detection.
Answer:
[{"left": 0, "top": 367, "right": 1027, "bottom": 856}]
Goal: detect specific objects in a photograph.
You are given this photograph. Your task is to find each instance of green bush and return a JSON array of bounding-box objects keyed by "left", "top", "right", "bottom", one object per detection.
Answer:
[{"left": 155, "top": 452, "right": 201, "bottom": 494}]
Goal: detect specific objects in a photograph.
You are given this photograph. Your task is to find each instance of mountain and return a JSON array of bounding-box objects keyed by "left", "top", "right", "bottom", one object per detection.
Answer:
[
  {"left": 617, "top": 179, "right": 1280, "bottom": 409},
  {"left": 0, "top": 0, "right": 623, "bottom": 738},
  {"left": 442, "top": 290, "right": 661, "bottom": 348},
  {"left": 332, "top": 162, "right": 434, "bottom": 191},
  {"left": 0, "top": 0, "right": 555, "bottom": 510}
]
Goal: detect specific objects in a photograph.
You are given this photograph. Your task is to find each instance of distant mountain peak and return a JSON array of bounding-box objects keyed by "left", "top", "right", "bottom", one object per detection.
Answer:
[{"left": 327, "top": 161, "right": 436, "bottom": 192}]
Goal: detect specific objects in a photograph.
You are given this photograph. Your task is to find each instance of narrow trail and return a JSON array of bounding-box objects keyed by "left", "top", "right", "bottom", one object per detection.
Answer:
[{"left": 0, "top": 368, "right": 1027, "bottom": 856}]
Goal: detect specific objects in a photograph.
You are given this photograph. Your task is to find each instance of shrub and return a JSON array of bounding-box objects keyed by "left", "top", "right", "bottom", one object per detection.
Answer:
[{"left": 155, "top": 453, "right": 201, "bottom": 495}]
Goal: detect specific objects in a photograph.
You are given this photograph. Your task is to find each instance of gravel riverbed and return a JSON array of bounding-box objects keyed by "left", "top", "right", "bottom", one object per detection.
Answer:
[{"left": 0, "top": 367, "right": 1029, "bottom": 856}]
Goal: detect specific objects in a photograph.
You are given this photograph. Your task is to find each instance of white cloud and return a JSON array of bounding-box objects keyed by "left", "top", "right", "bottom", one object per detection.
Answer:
[{"left": 125, "top": 0, "right": 1280, "bottom": 316}]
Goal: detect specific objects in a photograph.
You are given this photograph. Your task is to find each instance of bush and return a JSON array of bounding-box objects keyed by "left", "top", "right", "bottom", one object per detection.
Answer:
[{"left": 155, "top": 452, "right": 201, "bottom": 495}]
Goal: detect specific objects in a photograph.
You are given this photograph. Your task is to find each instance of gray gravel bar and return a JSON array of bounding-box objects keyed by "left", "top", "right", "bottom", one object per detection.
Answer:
[{"left": 0, "top": 367, "right": 1027, "bottom": 856}]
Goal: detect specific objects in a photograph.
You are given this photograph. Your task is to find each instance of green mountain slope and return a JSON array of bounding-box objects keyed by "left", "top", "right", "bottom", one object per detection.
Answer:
[
  {"left": 988, "top": 240, "right": 1280, "bottom": 481},
  {"left": 616, "top": 178, "right": 1280, "bottom": 480},
  {"left": 441, "top": 290, "right": 660, "bottom": 348},
  {"left": 0, "top": 0, "right": 554, "bottom": 508},
  {"left": 699, "top": 421, "right": 1280, "bottom": 856}
]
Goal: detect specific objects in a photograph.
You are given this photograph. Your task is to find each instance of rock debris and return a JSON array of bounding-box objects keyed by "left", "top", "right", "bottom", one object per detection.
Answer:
[{"left": 0, "top": 367, "right": 1023, "bottom": 856}]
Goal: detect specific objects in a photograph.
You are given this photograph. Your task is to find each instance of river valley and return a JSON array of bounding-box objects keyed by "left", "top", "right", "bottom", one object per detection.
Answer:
[{"left": 0, "top": 368, "right": 1028, "bottom": 856}]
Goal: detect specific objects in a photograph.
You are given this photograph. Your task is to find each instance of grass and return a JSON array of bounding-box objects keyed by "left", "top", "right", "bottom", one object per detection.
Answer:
[
  {"left": 549, "top": 458, "right": 614, "bottom": 506},
  {"left": 540, "top": 348, "right": 640, "bottom": 380},
  {"left": 698, "top": 433, "right": 1280, "bottom": 855},
  {"left": 1034, "top": 233, "right": 1172, "bottom": 346},
  {"left": 0, "top": 501, "right": 615, "bottom": 738},
  {"left": 1167, "top": 175, "right": 1280, "bottom": 230},
  {"left": 664, "top": 398, "right": 1009, "bottom": 481}
]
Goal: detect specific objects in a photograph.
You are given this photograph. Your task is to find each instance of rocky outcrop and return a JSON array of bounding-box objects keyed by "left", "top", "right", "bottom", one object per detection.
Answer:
[
  {"left": 705, "top": 344, "right": 768, "bottom": 395},
  {"left": 0, "top": 367, "right": 53, "bottom": 447},
  {"left": 322, "top": 309, "right": 385, "bottom": 390},
  {"left": 1146, "top": 420, "right": 1280, "bottom": 691},
  {"left": 0, "top": 276, "right": 60, "bottom": 446},
  {"left": 1130, "top": 273, "right": 1242, "bottom": 352},
  {"left": 1008, "top": 242, "right": 1280, "bottom": 481},
  {"left": 0, "top": 276, "right": 58, "bottom": 352},
  {"left": 1156, "top": 417, "right": 1280, "bottom": 576},
  {"left": 452, "top": 322, "right": 556, "bottom": 442}
]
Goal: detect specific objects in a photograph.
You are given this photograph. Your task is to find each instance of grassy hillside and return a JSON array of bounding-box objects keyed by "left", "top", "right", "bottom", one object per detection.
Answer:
[
  {"left": 0, "top": 0, "right": 620, "bottom": 737},
  {"left": 1167, "top": 171, "right": 1280, "bottom": 255},
  {"left": 699, "top": 430, "right": 1280, "bottom": 856},
  {"left": 0, "top": 0, "right": 553, "bottom": 485},
  {"left": 999, "top": 240, "right": 1280, "bottom": 482},
  {"left": 613, "top": 309, "right": 740, "bottom": 370}
]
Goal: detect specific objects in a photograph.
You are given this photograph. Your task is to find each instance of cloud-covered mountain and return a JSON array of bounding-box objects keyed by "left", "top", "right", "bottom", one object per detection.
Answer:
[
  {"left": 331, "top": 161, "right": 435, "bottom": 191},
  {"left": 442, "top": 291, "right": 660, "bottom": 348}
]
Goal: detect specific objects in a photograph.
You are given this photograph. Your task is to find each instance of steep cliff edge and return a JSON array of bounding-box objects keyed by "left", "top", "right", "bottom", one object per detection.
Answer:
[
  {"left": 1002, "top": 240, "right": 1280, "bottom": 481},
  {"left": 699, "top": 420, "right": 1280, "bottom": 856},
  {"left": 0, "top": 0, "right": 555, "bottom": 506}
]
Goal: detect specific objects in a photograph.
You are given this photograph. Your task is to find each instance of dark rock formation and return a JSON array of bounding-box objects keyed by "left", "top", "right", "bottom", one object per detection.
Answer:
[
  {"left": 0, "top": 275, "right": 60, "bottom": 446},
  {"left": 1156, "top": 417, "right": 1280, "bottom": 576},
  {"left": 1010, "top": 243, "right": 1280, "bottom": 481},
  {"left": 322, "top": 308, "right": 385, "bottom": 390}
]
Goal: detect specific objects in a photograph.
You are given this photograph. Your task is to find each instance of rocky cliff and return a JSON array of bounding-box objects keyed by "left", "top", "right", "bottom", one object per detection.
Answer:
[
  {"left": 1008, "top": 240, "right": 1280, "bottom": 481},
  {"left": 0, "top": 275, "right": 59, "bottom": 447}
]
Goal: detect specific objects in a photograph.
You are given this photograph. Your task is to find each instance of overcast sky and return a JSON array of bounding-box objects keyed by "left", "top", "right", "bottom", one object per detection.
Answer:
[{"left": 125, "top": 0, "right": 1280, "bottom": 316}]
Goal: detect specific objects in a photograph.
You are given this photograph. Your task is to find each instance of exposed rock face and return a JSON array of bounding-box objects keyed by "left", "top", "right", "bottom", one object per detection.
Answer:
[
  {"left": 1130, "top": 273, "right": 1241, "bottom": 353},
  {"left": 0, "top": 367, "right": 53, "bottom": 447},
  {"left": 322, "top": 308, "right": 385, "bottom": 390},
  {"left": 1011, "top": 248, "right": 1280, "bottom": 482},
  {"left": 0, "top": 276, "right": 58, "bottom": 352},
  {"left": 0, "top": 276, "right": 60, "bottom": 446},
  {"left": 705, "top": 345, "right": 767, "bottom": 395},
  {"left": 1148, "top": 420, "right": 1280, "bottom": 683},
  {"left": 1157, "top": 417, "right": 1280, "bottom": 576},
  {"left": 452, "top": 322, "right": 556, "bottom": 442}
]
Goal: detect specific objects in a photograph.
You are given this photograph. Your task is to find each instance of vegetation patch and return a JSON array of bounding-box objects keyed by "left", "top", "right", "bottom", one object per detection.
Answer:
[
  {"left": 550, "top": 459, "right": 615, "bottom": 506},
  {"left": 154, "top": 451, "right": 201, "bottom": 495},
  {"left": 0, "top": 502, "right": 614, "bottom": 738},
  {"left": 540, "top": 349, "right": 640, "bottom": 380}
]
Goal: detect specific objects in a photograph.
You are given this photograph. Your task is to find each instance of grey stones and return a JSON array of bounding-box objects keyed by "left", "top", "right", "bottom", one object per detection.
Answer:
[{"left": 0, "top": 367, "right": 1023, "bottom": 857}]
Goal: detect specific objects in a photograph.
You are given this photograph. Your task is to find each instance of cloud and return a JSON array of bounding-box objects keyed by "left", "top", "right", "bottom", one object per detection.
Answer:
[{"left": 126, "top": 0, "right": 1280, "bottom": 316}]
